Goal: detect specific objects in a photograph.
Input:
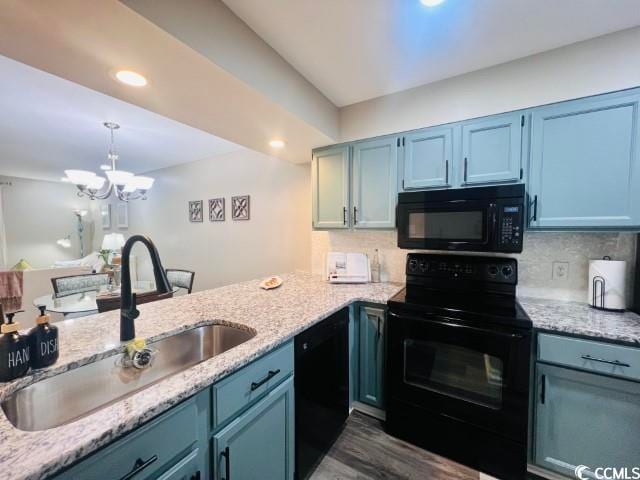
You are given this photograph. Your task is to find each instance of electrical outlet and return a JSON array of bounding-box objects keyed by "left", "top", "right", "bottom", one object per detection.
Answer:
[{"left": 552, "top": 261, "right": 570, "bottom": 282}]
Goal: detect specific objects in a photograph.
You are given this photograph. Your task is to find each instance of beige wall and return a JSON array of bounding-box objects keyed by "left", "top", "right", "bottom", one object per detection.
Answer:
[
  {"left": 312, "top": 230, "right": 637, "bottom": 303},
  {"left": 121, "top": 149, "right": 311, "bottom": 291},
  {"left": 0, "top": 175, "right": 92, "bottom": 268},
  {"left": 339, "top": 27, "right": 640, "bottom": 142}
]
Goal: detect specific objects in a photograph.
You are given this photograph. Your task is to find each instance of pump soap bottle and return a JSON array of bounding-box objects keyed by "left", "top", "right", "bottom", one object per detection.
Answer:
[
  {"left": 28, "top": 305, "right": 59, "bottom": 369},
  {"left": 0, "top": 306, "right": 30, "bottom": 382}
]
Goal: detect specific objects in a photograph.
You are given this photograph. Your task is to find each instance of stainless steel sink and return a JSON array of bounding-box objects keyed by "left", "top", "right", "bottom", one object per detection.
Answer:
[{"left": 2, "top": 324, "right": 255, "bottom": 431}]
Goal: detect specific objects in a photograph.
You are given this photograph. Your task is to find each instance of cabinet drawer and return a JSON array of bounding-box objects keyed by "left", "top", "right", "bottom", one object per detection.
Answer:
[
  {"left": 538, "top": 333, "right": 640, "bottom": 381},
  {"left": 57, "top": 399, "right": 198, "bottom": 480},
  {"left": 212, "top": 341, "right": 294, "bottom": 429}
]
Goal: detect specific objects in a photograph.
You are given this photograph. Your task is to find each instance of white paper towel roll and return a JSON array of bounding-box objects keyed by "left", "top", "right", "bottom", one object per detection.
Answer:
[{"left": 588, "top": 258, "right": 627, "bottom": 310}]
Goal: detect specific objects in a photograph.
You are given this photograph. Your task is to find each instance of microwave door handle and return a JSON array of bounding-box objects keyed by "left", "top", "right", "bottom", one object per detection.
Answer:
[{"left": 387, "top": 311, "right": 525, "bottom": 339}]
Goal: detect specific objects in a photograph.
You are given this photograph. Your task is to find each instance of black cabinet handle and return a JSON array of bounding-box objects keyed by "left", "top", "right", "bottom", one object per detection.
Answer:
[
  {"left": 119, "top": 455, "right": 158, "bottom": 480},
  {"left": 191, "top": 472, "right": 201, "bottom": 480},
  {"left": 221, "top": 446, "right": 231, "bottom": 480},
  {"left": 540, "top": 374, "right": 546, "bottom": 405},
  {"left": 581, "top": 355, "right": 630, "bottom": 368},
  {"left": 377, "top": 316, "right": 381, "bottom": 340},
  {"left": 250, "top": 369, "right": 281, "bottom": 391},
  {"left": 445, "top": 160, "right": 449, "bottom": 184},
  {"left": 463, "top": 157, "right": 468, "bottom": 182},
  {"left": 343, "top": 207, "right": 347, "bottom": 225},
  {"left": 353, "top": 206, "right": 358, "bottom": 225}
]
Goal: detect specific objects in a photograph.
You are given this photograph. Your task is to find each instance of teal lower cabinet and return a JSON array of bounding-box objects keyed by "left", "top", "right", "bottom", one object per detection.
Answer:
[
  {"left": 357, "top": 305, "right": 386, "bottom": 409},
  {"left": 55, "top": 390, "right": 209, "bottom": 480},
  {"left": 533, "top": 335, "right": 640, "bottom": 478},
  {"left": 213, "top": 377, "right": 294, "bottom": 480}
]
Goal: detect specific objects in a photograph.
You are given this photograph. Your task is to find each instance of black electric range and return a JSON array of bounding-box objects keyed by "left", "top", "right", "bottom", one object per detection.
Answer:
[{"left": 385, "top": 253, "right": 532, "bottom": 480}]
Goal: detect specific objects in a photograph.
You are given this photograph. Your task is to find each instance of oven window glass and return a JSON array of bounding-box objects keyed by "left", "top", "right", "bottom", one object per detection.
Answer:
[
  {"left": 403, "top": 339, "right": 503, "bottom": 409},
  {"left": 408, "top": 211, "right": 483, "bottom": 240}
]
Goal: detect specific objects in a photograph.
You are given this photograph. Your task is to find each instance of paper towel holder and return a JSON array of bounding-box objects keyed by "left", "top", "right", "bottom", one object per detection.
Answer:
[{"left": 590, "top": 256, "right": 625, "bottom": 312}]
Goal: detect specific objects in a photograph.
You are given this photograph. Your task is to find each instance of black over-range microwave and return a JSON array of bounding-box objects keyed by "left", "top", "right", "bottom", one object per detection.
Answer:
[{"left": 397, "top": 184, "right": 525, "bottom": 253}]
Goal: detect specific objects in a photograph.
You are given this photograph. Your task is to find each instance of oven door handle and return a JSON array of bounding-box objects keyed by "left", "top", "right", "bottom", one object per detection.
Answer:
[{"left": 388, "top": 311, "right": 526, "bottom": 339}]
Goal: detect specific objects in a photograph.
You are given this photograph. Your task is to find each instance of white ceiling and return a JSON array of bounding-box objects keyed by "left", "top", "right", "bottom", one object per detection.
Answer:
[
  {"left": 223, "top": 0, "right": 640, "bottom": 107},
  {"left": 0, "top": 54, "right": 242, "bottom": 181}
]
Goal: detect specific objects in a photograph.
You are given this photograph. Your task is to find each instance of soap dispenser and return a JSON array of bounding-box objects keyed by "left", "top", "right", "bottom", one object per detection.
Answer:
[
  {"left": 0, "top": 306, "right": 30, "bottom": 382},
  {"left": 28, "top": 305, "right": 59, "bottom": 369}
]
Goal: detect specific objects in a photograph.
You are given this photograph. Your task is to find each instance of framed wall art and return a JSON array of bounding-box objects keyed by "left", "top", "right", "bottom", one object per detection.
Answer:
[
  {"left": 100, "top": 204, "right": 111, "bottom": 230},
  {"left": 189, "top": 200, "right": 203, "bottom": 223},
  {"left": 116, "top": 202, "right": 129, "bottom": 229},
  {"left": 209, "top": 197, "right": 225, "bottom": 222},
  {"left": 232, "top": 195, "right": 250, "bottom": 221}
]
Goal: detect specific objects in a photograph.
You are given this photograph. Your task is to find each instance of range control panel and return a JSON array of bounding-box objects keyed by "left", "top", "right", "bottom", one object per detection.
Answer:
[{"left": 406, "top": 253, "right": 518, "bottom": 285}]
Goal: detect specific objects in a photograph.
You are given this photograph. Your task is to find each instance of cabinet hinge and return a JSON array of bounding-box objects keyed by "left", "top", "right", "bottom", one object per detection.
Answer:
[
  {"left": 519, "top": 168, "right": 523, "bottom": 179},
  {"left": 521, "top": 115, "right": 525, "bottom": 127}
]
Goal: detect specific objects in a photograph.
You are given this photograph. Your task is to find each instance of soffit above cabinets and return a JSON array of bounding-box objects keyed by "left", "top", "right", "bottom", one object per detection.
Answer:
[{"left": 223, "top": 0, "right": 640, "bottom": 107}]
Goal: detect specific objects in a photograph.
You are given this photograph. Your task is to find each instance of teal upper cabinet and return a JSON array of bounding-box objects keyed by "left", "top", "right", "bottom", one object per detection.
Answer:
[
  {"left": 213, "top": 377, "right": 294, "bottom": 480},
  {"left": 312, "top": 146, "right": 350, "bottom": 229},
  {"left": 461, "top": 112, "right": 523, "bottom": 185},
  {"left": 352, "top": 137, "right": 398, "bottom": 228},
  {"left": 403, "top": 126, "right": 453, "bottom": 190},
  {"left": 534, "top": 363, "right": 640, "bottom": 477},
  {"left": 358, "top": 306, "right": 385, "bottom": 409},
  {"left": 528, "top": 90, "right": 640, "bottom": 228}
]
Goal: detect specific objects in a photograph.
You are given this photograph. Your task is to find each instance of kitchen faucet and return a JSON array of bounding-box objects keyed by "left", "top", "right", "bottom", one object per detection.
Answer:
[{"left": 120, "top": 235, "right": 172, "bottom": 341}]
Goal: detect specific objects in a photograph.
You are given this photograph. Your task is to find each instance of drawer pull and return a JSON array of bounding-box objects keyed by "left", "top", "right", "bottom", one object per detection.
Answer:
[
  {"left": 119, "top": 455, "right": 158, "bottom": 480},
  {"left": 250, "top": 369, "right": 281, "bottom": 391},
  {"left": 221, "top": 446, "right": 231, "bottom": 480},
  {"left": 581, "top": 355, "right": 630, "bottom": 368}
]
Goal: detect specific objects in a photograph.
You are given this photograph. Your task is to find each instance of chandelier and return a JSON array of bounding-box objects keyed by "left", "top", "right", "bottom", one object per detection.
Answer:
[{"left": 64, "top": 122, "right": 154, "bottom": 201}]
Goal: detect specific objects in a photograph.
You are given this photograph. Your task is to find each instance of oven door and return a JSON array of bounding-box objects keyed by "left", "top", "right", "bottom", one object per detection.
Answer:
[
  {"left": 397, "top": 200, "right": 495, "bottom": 251},
  {"left": 387, "top": 309, "right": 531, "bottom": 442}
]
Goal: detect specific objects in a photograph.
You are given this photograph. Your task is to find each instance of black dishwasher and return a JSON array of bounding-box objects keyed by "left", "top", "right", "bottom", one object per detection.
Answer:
[{"left": 294, "top": 308, "right": 349, "bottom": 480}]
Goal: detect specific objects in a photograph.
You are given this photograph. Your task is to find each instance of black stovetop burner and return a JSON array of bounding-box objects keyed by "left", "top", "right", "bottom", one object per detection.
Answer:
[{"left": 388, "top": 253, "right": 532, "bottom": 329}]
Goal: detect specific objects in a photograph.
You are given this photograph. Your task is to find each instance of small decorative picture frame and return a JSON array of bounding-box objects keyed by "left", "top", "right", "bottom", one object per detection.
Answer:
[
  {"left": 189, "top": 200, "right": 203, "bottom": 223},
  {"left": 100, "top": 204, "right": 111, "bottom": 230},
  {"left": 232, "top": 195, "right": 250, "bottom": 221},
  {"left": 116, "top": 203, "right": 129, "bottom": 229},
  {"left": 209, "top": 198, "right": 225, "bottom": 222}
]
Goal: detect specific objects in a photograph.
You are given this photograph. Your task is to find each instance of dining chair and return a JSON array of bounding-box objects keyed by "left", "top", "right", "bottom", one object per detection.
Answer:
[
  {"left": 96, "top": 290, "right": 174, "bottom": 313},
  {"left": 165, "top": 269, "right": 195, "bottom": 294},
  {"left": 51, "top": 273, "right": 110, "bottom": 298}
]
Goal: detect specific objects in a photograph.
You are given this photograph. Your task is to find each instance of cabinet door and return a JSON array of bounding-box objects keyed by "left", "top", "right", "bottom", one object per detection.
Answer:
[
  {"left": 352, "top": 137, "right": 398, "bottom": 228},
  {"left": 403, "top": 126, "right": 453, "bottom": 190},
  {"left": 214, "top": 377, "right": 294, "bottom": 480},
  {"left": 461, "top": 112, "right": 523, "bottom": 185},
  {"left": 358, "top": 306, "right": 385, "bottom": 408},
  {"left": 534, "top": 363, "right": 640, "bottom": 478},
  {"left": 312, "top": 146, "right": 350, "bottom": 229},
  {"left": 529, "top": 92, "right": 640, "bottom": 228}
]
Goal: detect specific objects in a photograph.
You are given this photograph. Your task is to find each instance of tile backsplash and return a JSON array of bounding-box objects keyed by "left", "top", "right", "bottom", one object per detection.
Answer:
[{"left": 311, "top": 230, "right": 637, "bottom": 303}]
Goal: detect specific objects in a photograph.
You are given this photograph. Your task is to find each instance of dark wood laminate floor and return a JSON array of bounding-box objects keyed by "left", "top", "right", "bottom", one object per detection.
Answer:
[{"left": 310, "top": 411, "right": 488, "bottom": 480}]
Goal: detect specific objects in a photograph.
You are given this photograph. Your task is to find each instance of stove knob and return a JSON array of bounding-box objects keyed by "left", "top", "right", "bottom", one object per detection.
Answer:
[
  {"left": 419, "top": 261, "right": 428, "bottom": 272},
  {"left": 487, "top": 265, "right": 498, "bottom": 277},
  {"left": 502, "top": 265, "right": 513, "bottom": 278},
  {"left": 408, "top": 259, "right": 418, "bottom": 272}
]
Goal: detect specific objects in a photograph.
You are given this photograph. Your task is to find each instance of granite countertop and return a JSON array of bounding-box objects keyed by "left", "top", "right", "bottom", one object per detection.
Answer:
[
  {"left": 520, "top": 297, "right": 640, "bottom": 346},
  {"left": 0, "top": 272, "right": 403, "bottom": 480}
]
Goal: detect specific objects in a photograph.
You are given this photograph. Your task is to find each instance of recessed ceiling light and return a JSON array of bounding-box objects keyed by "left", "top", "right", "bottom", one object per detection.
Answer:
[
  {"left": 269, "top": 139, "right": 286, "bottom": 148},
  {"left": 100, "top": 164, "right": 112, "bottom": 171},
  {"left": 420, "top": 0, "right": 445, "bottom": 6},
  {"left": 115, "top": 70, "right": 148, "bottom": 87}
]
